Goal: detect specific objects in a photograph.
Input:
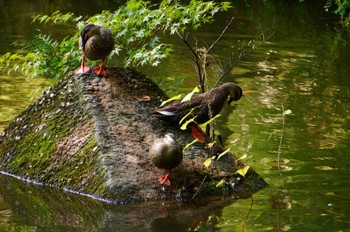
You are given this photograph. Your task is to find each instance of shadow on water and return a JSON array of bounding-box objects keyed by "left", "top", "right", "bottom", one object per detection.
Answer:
[{"left": 0, "top": 173, "right": 265, "bottom": 232}]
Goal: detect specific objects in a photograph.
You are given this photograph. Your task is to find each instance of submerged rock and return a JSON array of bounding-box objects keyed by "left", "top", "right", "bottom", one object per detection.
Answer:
[{"left": 0, "top": 68, "right": 267, "bottom": 203}]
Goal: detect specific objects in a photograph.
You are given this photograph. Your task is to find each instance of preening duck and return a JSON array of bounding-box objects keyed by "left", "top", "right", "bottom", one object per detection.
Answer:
[
  {"left": 149, "top": 133, "right": 183, "bottom": 186},
  {"left": 154, "top": 83, "right": 243, "bottom": 141},
  {"left": 75, "top": 24, "right": 114, "bottom": 77}
]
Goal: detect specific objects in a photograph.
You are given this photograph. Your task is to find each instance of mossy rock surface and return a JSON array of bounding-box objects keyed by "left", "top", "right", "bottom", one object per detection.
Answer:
[{"left": 0, "top": 68, "right": 267, "bottom": 203}]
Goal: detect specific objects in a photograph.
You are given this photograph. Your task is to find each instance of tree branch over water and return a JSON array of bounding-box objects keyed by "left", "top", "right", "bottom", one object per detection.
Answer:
[
  {"left": 213, "top": 29, "right": 275, "bottom": 87},
  {"left": 177, "top": 17, "right": 275, "bottom": 91}
]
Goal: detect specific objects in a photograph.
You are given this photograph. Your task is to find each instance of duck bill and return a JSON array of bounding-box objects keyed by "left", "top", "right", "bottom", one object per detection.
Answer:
[{"left": 228, "top": 97, "right": 234, "bottom": 105}]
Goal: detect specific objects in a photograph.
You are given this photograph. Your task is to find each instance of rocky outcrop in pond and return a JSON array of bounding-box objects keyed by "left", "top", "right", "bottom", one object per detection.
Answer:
[{"left": 0, "top": 68, "right": 267, "bottom": 203}]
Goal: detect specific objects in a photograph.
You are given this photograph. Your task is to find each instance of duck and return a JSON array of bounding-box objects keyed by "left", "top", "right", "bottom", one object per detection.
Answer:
[
  {"left": 154, "top": 82, "right": 243, "bottom": 141},
  {"left": 75, "top": 24, "right": 115, "bottom": 77},
  {"left": 149, "top": 133, "right": 183, "bottom": 186}
]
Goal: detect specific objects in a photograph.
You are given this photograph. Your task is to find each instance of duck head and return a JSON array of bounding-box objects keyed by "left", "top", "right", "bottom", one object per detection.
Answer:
[
  {"left": 79, "top": 24, "right": 98, "bottom": 49},
  {"left": 224, "top": 83, "right": 243, "bottom": 105}
]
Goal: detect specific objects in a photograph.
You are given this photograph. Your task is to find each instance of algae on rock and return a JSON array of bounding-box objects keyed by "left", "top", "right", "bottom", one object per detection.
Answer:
[{"left": 0, "top": 74, "right": 109, "bottom": 197}]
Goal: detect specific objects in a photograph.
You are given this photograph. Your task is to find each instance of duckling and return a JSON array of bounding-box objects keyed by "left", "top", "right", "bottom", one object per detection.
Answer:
[
  {"left": 149, "top": 133, "right": 183, "bottom": 186},
  {"left": 75, "top": 24, "right": 114, "bottom": 77},
  {"left": 154, "top": 83, "right": 243, "bottom": 141}
]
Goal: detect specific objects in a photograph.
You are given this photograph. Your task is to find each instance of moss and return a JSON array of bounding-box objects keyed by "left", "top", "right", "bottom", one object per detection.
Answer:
[
  {"left": 46, "top": 136, "right": 108, "bottom": 194},
  {"left": 0, "top": 74, "right": 109, "bottom": 196}
]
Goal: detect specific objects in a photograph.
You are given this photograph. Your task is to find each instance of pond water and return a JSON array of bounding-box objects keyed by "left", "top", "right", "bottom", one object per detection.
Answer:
[{"left": 1, "top": 0, "right": 350, "bottom": 231}]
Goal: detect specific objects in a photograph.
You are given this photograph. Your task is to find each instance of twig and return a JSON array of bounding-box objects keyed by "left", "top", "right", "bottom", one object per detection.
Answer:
[
  {"left": 177, "top": 31, "right": 204, "bottom": 92},
  {"left": 276, "top": 103, "right": 288, "bottom": 232},
  {"left": 242, "top": 197, "right": 254, "bottom": 232},
  {"left": 214, "top": 28, "right": 275, "bottom": 88},
  {"left": 277, "top": 104, "right": 285, "bottom": 176},
  {"left": 190, "top": 174, "right": 207, "bottom": 201},
  {"left": 208, "top": 17, "right": 234, "bottom": 53}
]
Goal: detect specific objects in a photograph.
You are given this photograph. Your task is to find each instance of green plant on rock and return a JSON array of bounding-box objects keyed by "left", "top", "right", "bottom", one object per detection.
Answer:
[{"left": 0, "top": 0, "right": 231, "bottom": 79}]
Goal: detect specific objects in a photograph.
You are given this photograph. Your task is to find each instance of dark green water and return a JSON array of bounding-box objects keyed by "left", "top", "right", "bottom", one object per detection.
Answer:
[{"left": 1, "top": 0, "right": 350, "bottom": 231}]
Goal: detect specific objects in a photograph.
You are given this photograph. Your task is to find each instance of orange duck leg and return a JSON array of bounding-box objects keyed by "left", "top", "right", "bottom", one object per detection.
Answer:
[
  {"left": 92, "top": 59, "right": 107, "bottom": 77},
  {"left": 75, "top": 54, "right": 90, "bottom": 74},
  {"left": 158, "top": 171, "right": 171, "bottom": 186}
]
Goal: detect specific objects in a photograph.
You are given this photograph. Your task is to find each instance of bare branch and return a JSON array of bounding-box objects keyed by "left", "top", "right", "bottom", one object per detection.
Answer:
[
  {"left": 214, "top": 28, "right": 275, "bottom": 87},
  {"left": 177, "top": 31, "right": 204, "bottom": 92},
  {"left": 208, "top": 17, "right": 235, "bottom": 53}
]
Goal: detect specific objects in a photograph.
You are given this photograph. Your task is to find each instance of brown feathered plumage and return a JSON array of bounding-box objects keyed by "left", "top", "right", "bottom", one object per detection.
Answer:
[
  {"left": 75, "top": 24, "right": 114, "bottom": 77},
  {"left": 154, "top": 82, "right": 243, "bottom": 125},
  {"left": 149, "top": 133, "right": 183, "bottom": 186}
]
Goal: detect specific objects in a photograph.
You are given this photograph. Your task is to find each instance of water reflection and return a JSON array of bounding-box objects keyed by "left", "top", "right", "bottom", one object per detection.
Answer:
[
  {"left": 0, "top": 173, "right": 258, "bottom": 231},
  {"left": 0, "top": 75, "right": 53, "bottom": 132}
]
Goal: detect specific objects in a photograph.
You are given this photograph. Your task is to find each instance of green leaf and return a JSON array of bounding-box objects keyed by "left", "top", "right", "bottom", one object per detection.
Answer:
[
  {"left": 180, "top": 116, "right": 197, "bottom": 130},
  {"left": 183, "top": 138, "right": 199, "bottom": 151},
  {"left": 179, "top": 107, "right": 196, "bottom": 126},
  {"left": 204, "top": 156, "right": 215, "bottom": 168},
  {"left": 160, "top": 94, "right": 182, "bottom": 107},
  {"left": 181, "top": 86, "right": 200, "bottom": 102},
  {"left": 199, "top": 114, "right": 221, "bottom": 128},
  {"left": 2, "top": 0, "right": 233, "bottom": 79},
  {"left": 236, "top": 153, "right": 247, "bottom": 162},
  {"left": 236, "top": 166, "right": 250, "bottom": 177},
  {"left": 216, "top": 179, "right": 226, "bottom": 187},
  {"left": 216, "top": 148, "right": 230, "bottom": 161}
]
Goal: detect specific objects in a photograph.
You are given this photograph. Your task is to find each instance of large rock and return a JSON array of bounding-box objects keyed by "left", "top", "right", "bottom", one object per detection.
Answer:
[{"left": 0, "top": 68, "right": 267, "bottom": 203}]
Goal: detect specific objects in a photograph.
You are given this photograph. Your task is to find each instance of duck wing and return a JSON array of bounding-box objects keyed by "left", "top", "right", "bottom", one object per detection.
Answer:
[{"left": 154, "top": 93, "right": 208, "bottom": 124}]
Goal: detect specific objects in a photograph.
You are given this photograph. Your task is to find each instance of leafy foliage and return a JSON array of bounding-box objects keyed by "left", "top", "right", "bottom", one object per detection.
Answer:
[
  {"left": 0, "top": 0, "right": 231, "bottom": 79},
  {"left": 325, "top": 0, "right": 350, "bottom": 27},
  {"left": 334, "top": 0, "right": 350, "bottom": 26}
]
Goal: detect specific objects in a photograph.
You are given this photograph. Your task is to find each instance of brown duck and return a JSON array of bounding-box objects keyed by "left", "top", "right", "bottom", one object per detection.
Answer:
[
  {"left": 154, "top": 82, "right": 243, "bottom": 141},
  {"left": 149, "top": 133, "right": 183, "bottom": 186},
  {"left": 75, "top": 24, "right": 114, "bottom": 77}
]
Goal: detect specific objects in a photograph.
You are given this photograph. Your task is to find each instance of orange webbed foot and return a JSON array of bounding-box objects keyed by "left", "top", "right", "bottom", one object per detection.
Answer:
[
  {"left": 158, "top": 172, "right": 171, "bottom": 186},
  {"left": 93, "top": 65, "right": 107, "bottom": 77},
  {"left": 75, "top": 65, "right": 91, "bottom": 74}
]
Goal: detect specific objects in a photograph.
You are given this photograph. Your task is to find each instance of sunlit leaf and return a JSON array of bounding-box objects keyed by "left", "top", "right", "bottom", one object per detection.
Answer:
[
  {"left": 132, "top": 95, "right": 151, "bottom": 102},
  {"left": 204, "top": 156, "right": 215, "bottom": 168},
  {"left": 180, "top": 116, "right": 197, "bottom": 130},
  {"left": 314, "top": 166, "right": 337, "bottom": 171},
  {"left": 236, "top": 154, "right": 247, "bottom": 162},
  {"left": 236, "top": 166, "right": 250, "bottom": 177},
  {"left": 216, "top": 179, "right": 226, "bottom": 187},
  {"left": 181, "top": 86, "right": 200, "bottom": 102},
  {"left": 199, "top": 114, "right": 221, "bottom": 128},
  {"left": 205, "top": 141, "right": 216, "bottom": 149},
  {"left": 160, "top": 94, "right": 182, "bottom": 107},
  {"left": 230, "top": 137, "right": 239, "bottom": 144},
  {"left": 179, "top": 107, "right": 196, "bottom": 126},
  {"left": 283, "top": 109, "right": 292, "bottom": 115},
  {"left": 216, "top": 148, "right": 230, "bottom": 161},
  {"left": 183, "top": 139, "right": 199, "bottom": 151}
]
